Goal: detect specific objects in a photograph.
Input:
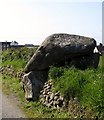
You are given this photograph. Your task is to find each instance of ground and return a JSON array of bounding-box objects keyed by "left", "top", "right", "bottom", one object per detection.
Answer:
[{"left": 0, "top": 88, "right": 26, "bottom": 118}]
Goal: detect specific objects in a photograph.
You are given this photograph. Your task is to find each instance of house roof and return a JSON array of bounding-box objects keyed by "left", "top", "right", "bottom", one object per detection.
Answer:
[{"left": 0, "top": 41, "right": 11, "bottom": 44}]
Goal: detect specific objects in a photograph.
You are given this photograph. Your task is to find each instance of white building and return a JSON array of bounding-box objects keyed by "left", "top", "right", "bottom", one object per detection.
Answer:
[{"left": 10, "top": 41, "right": 18, "bottom": 46}]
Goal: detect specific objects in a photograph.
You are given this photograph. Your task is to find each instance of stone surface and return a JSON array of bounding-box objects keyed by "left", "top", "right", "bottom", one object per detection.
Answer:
[
  {"left": 24, "top": 33, "right": 96, "bottom": 73},
  {"left": 69, "top": 53, "right": 100, "bottom": 70},
  {"left": 22, "top": 70, "right": 48, "bottom": 101},
  {"left": 39, "top": 79, "right": 67, "bottom": 110}
]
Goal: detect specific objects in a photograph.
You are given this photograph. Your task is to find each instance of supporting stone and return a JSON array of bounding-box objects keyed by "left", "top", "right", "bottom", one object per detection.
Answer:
[{"left": 22, "top": 70, "right": 48, "bottom": 101}]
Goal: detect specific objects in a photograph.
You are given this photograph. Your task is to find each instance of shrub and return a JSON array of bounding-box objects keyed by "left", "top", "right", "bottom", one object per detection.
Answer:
[{"left": 2, "top": 47, "right": 37, "bottom": 70}]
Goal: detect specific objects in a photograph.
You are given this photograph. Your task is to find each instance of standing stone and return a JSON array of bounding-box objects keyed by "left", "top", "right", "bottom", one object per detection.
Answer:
[{"left": 22, "top": 70, "right": 48, "bottom": 101}]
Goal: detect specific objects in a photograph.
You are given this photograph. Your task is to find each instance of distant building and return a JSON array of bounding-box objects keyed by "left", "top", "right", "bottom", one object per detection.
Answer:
[
  {"left": 0, "top": 40, "right": 39, "bottom": 50},
  {"left": 10, "top": 41, "right": 18, "bottom": 46},
  {"left": 0, "top": 41, "right": 11, "bottom": 50},
  {"left": 25, "top": 44, "right": 39, "bottom": 48},
  {"left": 25, "top": 44, "right": 35, "bottom": 48}
]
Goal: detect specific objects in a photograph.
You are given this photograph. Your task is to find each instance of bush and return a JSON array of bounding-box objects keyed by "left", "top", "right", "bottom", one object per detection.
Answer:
[{"left": 2, "top": 47, "right": 37, "bottom": 70}]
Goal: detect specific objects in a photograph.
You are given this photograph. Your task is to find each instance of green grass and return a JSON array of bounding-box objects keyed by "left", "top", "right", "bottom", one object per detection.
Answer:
[
  {"left": 49, "top": 57, "right": 104, "bottom": 118},
  {"left": 2, "top": 48, "right": 104, "bottom": 119},
  {"left": 2, "top": 75, "right": 70, "bottom": 118},
  {"left": 2, "top": 47, "right": 37, "bottom": 70},
  {"left": 2, "top": 59, "right": 26, "bottom": 71}
]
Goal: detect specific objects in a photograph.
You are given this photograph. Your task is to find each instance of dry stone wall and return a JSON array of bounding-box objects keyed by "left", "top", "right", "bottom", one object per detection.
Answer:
[
  {"left": 1, "top": 65, "right": 25, "bottom": 80},
  {"left": 39, "top": 79, "right": 87, "bottom": 118},
  {"left": 39, "top": 79, "right": 67, "bottom": 109}
]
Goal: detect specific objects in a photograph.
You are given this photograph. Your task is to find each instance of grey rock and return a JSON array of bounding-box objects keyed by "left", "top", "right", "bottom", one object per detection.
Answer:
[
  {"left": 45, "top": 89, "right": 50, "bottom": 93},
  {"left": 56, "top": 105, "right": 60, "bottom": 109},
  {"left": 49, "top": 101, "right": 54, "bottom": 105},
  {"left": 22, "top": 70, "right": 48, "bottom": 101},
  {"left": 50, "top": 93, "right": 54, "bottom": 100},
  {"left": 42, "top": 91, "right": 46, "bottom": 95},
  {"left": 40, "top": 90, "right": 43, "bottom": 94},
  {"left": 46, "top": 103, "right": 52, "bottom": 108},
  {"left": 70, "top": 53, "right": 100, "bottom": 69},
  {"left": 53, "top": 101, "right": 59, "bottom": 107},
  {"left": 48, "top": 79, "right": 53, "bottom": 84},
  {"left": 44, "top": 101, "right": 49, "bottom": 106},
  {"left": 55, "top": 91, "right": 60, "bottom": 96},
  {"left": 46, "top": 85, "right": 51, "bottom": 89},
  {"left": 43, "top": 85, "right": 48, "bottom": 89},
  {"left": 63, "top": 101, "right": 66, "bottom": 107},
  {"left": 53, "top": 106, "right": 57, "bottom": 109},
  {"left": 46, "top": 96, "right": 50, "bottom": 102},
  {"left": 43, "top": 95, "right": 47, "bottom": 98},
  {"left": 44, "top": 82, "right": 48, "bottom": 85},
  {"left": 54, "top": 96, "right": 59, "bottom": 101},
  {"left": 59, "top": 96, "right": 64, "bottom": 101},
  {"left": 0, "top": 67, "right": 4, "bottom": 72},
  {"left": 47, "top": 92, "right": 52, "bottom": 95},
  {"left": 24, "top": 33, "right": 96, "bottom": 73}
]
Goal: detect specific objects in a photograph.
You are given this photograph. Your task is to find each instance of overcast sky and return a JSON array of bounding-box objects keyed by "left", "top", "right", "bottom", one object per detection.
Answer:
[{"left": 0, "top": 0, "right": 102, "bottom": 45}]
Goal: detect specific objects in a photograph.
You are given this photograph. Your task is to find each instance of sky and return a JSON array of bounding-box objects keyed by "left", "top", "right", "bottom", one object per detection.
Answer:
[{"left": 0, "top": 0, "right": 103, "bottom": 45}]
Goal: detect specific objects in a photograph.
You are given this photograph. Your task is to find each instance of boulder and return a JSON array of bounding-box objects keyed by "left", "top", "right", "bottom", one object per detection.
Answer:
[
  {"left": 22, "top": 70, "right": 48, "bottom": 101},
  {"left": 70, "top": 53, "right": 100, "bottom": 69},
  {"left": 55, "top": 53, "right": 100, "bottom": 70},
  {"left": 24, "top": 33, "right": 96, "bottom": 73}
]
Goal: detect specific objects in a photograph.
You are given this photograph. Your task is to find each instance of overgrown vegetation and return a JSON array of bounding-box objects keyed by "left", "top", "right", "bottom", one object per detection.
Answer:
[
  {"left": 2, "top": 75, "right": 69, "bottom": 118},
  {"left": 2, "top": 47, "right": 36, "bottom": 70},
  {"left": 1, "top": 47, "right": 104, "bottom": 119},
  {"left": 49, "top": 66, "right": 103, "bottom": 118}
]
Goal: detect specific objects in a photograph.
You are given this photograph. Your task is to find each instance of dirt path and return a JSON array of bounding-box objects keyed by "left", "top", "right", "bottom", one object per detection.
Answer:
[{"left": 0, "top": 89, "right": 26, "bottom": 119}]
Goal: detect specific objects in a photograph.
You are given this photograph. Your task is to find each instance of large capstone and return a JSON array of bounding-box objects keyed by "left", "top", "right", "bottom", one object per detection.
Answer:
[{"left": 24, "top": 33, "right": 96, "bottom": 73}]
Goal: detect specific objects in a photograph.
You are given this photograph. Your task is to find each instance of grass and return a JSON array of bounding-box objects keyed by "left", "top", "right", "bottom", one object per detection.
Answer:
[
  {"left": 2, "top": 47, "right": 36, "bottom": 70},
  {"left": 49, "top": 56, "right": 104, "bottom": 118},
  {"left": 2, "top": 75, "right": 69, "bottom": 118},
  {"left": 1, "top": 48, "right": 104, "bottom": 119}
]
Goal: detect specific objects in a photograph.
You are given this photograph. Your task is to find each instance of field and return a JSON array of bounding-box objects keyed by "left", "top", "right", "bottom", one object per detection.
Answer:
[{"left": 1, "top": 47, "right": 104, "bottom": 119}]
